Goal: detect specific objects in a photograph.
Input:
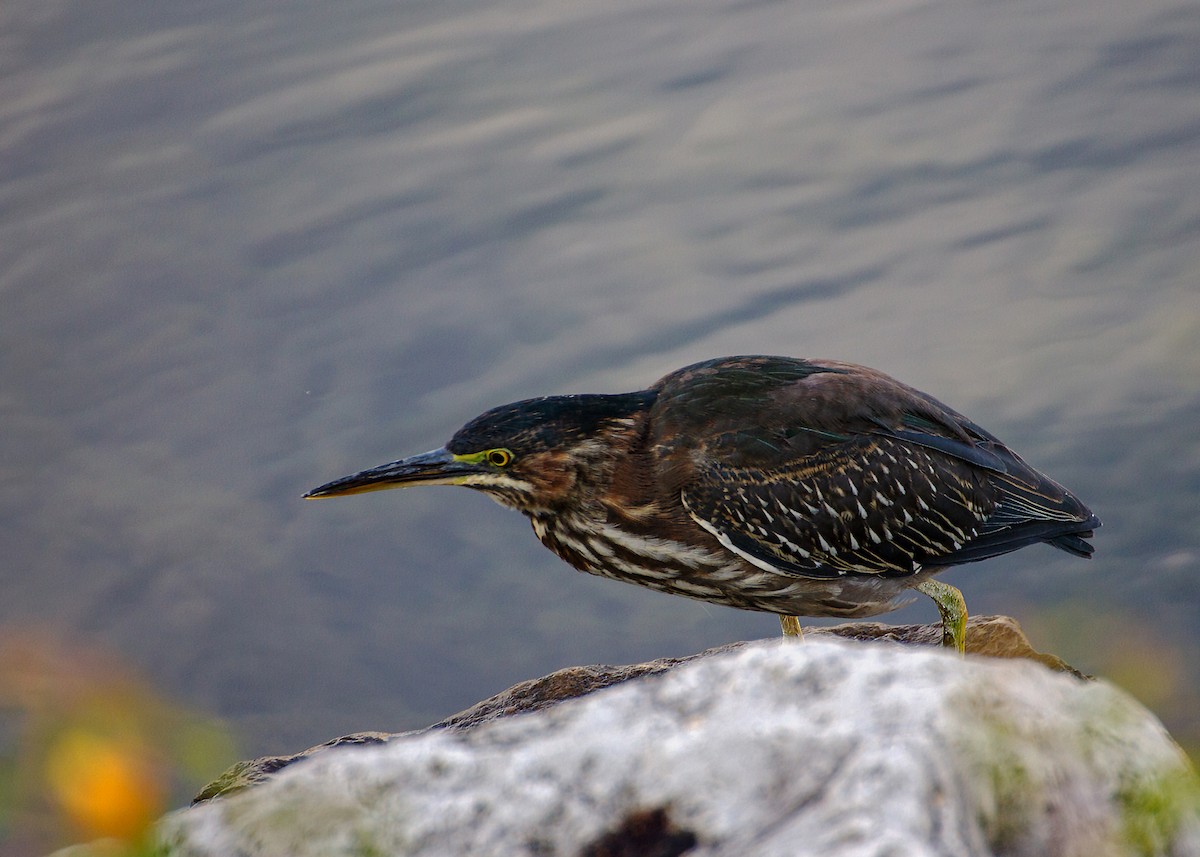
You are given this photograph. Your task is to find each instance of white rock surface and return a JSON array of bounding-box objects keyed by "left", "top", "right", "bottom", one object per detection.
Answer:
[{"left": 160, "top": 640, "right": 1200, "bottom": 857}]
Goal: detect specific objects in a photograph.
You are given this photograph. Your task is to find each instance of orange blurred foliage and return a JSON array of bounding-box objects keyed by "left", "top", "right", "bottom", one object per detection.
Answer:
[
  {"left": 0, "top": 627, "right": 234, "bottom": 855},
  {"left": 45, "top": 729, "right": 166, "bottom": 842}
]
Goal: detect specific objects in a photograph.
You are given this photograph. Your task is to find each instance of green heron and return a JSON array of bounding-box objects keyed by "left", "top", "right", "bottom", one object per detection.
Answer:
[{"left": 306, "top": 356, "right": 1099, "bottom": 653}]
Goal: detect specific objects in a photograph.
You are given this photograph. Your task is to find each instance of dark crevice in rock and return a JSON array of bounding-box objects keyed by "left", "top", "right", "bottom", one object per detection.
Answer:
[{"left": 578, "top": 807, "right": 698, "bottom": 857}]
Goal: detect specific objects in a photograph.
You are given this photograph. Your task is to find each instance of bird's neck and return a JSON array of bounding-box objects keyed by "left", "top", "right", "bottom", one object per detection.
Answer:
[{"left": 514, "top": 404, "right": 659, "bottom": 519}]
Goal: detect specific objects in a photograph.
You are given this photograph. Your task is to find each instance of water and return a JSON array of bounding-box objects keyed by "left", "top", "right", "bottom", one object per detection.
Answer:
[{"left": 3, "top": 0, "right": 1199, "bottom": 762}]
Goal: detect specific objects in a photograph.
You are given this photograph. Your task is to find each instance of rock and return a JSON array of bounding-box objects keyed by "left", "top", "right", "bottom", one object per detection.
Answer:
[
  {"left": 433, "top": 615, "right": 1085, "bottom": 734},
  {"left": 160, "top": 623, "right": 1200, "bottom": 857},
  {"left": 191, "top": 732, "right": 394, "bottom": 805},
  {"left": 196, "top": 615, "right": 1084, "bottom": 801}
]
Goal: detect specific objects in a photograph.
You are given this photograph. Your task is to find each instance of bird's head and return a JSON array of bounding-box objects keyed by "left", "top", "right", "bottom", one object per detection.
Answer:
[{"left": 304, "top": 391, "right": 653, "bottom": 513}]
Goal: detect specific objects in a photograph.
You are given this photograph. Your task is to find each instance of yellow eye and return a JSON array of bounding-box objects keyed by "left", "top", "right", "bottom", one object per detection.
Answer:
[{"left": 486, "top": 448, "right": 513, "bottom": 467}]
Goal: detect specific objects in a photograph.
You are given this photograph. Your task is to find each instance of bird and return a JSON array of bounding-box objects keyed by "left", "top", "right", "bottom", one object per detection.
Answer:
[{"left": 305, "top": 355, "right": 1100, "bottom": 653}]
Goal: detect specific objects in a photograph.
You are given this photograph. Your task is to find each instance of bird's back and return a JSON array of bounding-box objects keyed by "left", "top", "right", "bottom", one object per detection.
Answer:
[{"left": 643, "top": 356, "right": 1098, "bottom": 582}]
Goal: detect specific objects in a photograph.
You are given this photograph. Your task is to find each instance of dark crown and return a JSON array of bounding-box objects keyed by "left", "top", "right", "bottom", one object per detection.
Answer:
[{"left": 447, "top": 391, "right": 655, "bottom": 455}]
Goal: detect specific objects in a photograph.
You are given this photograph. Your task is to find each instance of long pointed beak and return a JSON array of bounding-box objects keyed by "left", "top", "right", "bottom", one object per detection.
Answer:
[{"left": 304, "top": 448, "right": 481, "bottom": 498}]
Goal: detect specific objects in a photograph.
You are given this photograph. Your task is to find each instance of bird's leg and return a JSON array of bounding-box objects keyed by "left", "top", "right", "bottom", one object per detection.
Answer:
[
  {"left": 916, "top": 579, "right": 967, "bottom": 654},
  {"left": 779, "top": 615, "right": 804, "bottom": 639}
]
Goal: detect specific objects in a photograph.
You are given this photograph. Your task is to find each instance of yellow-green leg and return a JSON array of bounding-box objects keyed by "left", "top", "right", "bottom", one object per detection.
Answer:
[
  {"left": 916, "top": 579, "right": 967, "bottom": 654},
  {"left": 779, "top": 615, "right": 804, "bottom": 639}
]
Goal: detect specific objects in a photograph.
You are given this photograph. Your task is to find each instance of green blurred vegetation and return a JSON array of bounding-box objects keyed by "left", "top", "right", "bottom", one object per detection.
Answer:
[
  {"left": 0, "top": 628, "right": 236, "bottom": 856},
  {"left": 1023, "top": 601, "right": 1200, "bottom": 767}
]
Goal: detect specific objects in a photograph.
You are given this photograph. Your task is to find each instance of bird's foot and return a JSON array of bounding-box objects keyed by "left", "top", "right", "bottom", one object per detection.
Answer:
[
  {"left": 915, "top": 579, "right": 967, "bottom": 655},
  {"left": 779, "top": 615, "right": 804, "bottom": 639}
]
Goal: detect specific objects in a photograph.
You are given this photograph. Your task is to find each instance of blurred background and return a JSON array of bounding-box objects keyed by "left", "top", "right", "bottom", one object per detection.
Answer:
[{"left": 3, "top": 0, "right": 1198, "bottom": 840}]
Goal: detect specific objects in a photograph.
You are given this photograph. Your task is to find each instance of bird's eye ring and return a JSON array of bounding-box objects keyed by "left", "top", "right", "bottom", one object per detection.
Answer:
[{"left": 486, "top": 448, "right": 513, "bottom": 467}]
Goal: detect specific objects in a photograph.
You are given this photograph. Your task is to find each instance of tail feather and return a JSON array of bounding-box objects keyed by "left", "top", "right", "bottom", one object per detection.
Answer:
[
  {"left": 931, "top": 517, "right": 1097, "bottom": 566},
  {"left": 1047, "top": 514, "right": 1100, "bottom": 558},
  {"left": 931, "top": 471, "right": 1100, "bottom": 568}
]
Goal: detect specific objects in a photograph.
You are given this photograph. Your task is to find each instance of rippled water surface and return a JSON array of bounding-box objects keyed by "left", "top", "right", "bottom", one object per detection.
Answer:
[{"left": 4, "top": 0, "right": 1199, "bottom": 760}]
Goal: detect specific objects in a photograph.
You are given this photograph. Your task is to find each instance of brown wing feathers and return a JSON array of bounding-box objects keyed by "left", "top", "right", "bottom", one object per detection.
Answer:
[{"left": 670, "top": 358, "right": 1097, "bottom": 580}]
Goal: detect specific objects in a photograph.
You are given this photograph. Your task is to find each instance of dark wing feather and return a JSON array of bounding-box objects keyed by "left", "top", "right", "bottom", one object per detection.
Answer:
[
  {"left": 658, "top": 356, "right": 1099, "bottom": 579},
  {"left": 882, "top": 427, "right": 1009, "bottom": 473},
  {"left": 682, "top": 436, "right": 993, "bottom": 579},
  {"left": 681, "top": 428, "right": 1099, "bottom": 581}
]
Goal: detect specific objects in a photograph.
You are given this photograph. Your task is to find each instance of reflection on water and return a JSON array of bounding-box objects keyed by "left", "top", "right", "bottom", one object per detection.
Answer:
[{"left": 3, "top": 0, "right": 1199, "bottom": 762}]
